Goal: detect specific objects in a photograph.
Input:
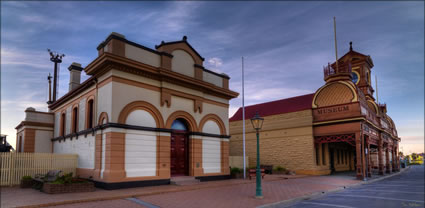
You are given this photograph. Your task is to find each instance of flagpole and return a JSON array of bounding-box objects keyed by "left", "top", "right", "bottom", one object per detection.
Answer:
[
  {"left": 242, "top": 56, "right": 246, "bottom": 179},
  {"left": 375, "top": 75, "right": 379, "bottom": 103},
  {"left": 333, "top": 17, "right": 339, "bottom": 72}
]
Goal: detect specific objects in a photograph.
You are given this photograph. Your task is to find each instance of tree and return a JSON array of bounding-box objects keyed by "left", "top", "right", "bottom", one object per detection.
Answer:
[{"left": 412, "top": 153, "right": 418, "bottom": 160}]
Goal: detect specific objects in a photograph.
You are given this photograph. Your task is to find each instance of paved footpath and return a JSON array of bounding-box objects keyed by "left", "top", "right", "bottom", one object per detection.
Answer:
[
  {"left": 273, "top": 165, "right": 424, "bottom": 208},
  {"left": 1, "top": 169, "right": 409, "bottom": 208}
]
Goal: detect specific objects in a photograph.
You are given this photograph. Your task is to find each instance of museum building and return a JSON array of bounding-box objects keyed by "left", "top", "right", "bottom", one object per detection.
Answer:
[
  {"left": 229, "top": 43, "right": 400, "bottom": 179},
  {"left": 15, "top": 33, "right": 238, "bottom": 188}
]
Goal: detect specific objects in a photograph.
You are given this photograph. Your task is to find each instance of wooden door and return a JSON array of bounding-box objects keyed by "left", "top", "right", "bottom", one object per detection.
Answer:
[{"left": 170, "top": 133, "right": 188, "bottom": 176}]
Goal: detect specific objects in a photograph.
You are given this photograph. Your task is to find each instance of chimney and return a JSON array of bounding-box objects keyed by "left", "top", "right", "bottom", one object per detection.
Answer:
[{"left": 68, "top": 62, "right": 83, "bottom": 91}]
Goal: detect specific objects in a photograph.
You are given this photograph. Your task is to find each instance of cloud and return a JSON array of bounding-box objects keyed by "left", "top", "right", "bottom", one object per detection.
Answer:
[
  {"left": 244, "top": 87, "right": 312, "bottom": 103},
  {"left": 208, "top": 57, "right": 223, "bottom": 68},
  {"left": 1, "top": 48, "right": 51, "bottom": 69}
]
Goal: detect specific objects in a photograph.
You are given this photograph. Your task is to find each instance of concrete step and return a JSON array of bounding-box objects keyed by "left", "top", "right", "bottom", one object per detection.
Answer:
[{"left": 170, "top": 176, "right": 200, "bottom": 186}]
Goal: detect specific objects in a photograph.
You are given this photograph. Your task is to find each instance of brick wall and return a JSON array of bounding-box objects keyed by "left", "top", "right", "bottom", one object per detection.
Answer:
[{"left": 230, "top": 110, "right": 328, "bottom": 174}]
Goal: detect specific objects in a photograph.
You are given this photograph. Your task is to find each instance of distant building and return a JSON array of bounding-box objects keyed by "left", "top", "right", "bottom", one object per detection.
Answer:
[
  {"left": 229, "top": 43, "right": 400, "bottom": 179},
  {"left": 0, "top": 134, "right": 13, "bottom": 152},
  {"left": 15, "top": 33, "right": 238, "bottom": 189}
]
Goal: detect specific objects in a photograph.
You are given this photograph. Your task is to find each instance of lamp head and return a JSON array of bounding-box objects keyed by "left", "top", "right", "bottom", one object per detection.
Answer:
[{"left": 250, "top": 112, "right": 264, "bottom": 131}]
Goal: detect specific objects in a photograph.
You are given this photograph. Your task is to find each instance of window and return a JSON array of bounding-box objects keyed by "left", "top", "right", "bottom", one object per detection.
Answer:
[
  {"left": 315, "top": 145, "right": 320, "bottom": 166},
  {"left": 72, "top": 107, "right": 78, "bottom": 133},
  {"left": 322, "top": 143, "right": 326, "bottom": 165},
  {"left": 87, "top": 99, "right": 94, "bottom": 129},
  {"left": 60, "top": 113, "right": 66, "bottom": 136}
]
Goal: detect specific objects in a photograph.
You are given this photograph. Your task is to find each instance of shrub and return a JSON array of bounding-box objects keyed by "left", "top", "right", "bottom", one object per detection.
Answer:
[
  {"left": 51, "top": 173, "right": 73, "bottom": 185},
  {"left": 274, "top": 166, "right": 286, "bottom": 172},
  {"left": 231, "top": 167, "right": 242, "bottom": 175},
  {"left": 22, "top": 176, "right": 32, "bottom": 181}
]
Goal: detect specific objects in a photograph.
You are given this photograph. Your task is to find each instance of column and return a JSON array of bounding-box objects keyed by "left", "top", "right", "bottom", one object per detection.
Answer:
[
  {"left": 385, "top": 147, "right": 391, "bottom": 174},
  {"left": 378, "top": 138, "right": 384, "bottom": 175},
  {"left": 355, "top": 132, "right": 363, "bottom": 180},
  {"left": 395, "top": 144, "right": 400, "bottom": 171},
  {"left": 103, "top": 132, "right": 126, "bottom": 182},
  {"left": 93, "top": 133, "right": 103, "bottom": 180},
  {"left": 392, "top": 147, "right": 396, "bottom": 171},
  {"left": 367, "top": 142, "right": 372, "bottom": 177},
  {"left": 158, "top": 134, "right": 171, "bottom": 178},
  {"left": 189, "top": 136, "right": 203, "bottom": 176}
]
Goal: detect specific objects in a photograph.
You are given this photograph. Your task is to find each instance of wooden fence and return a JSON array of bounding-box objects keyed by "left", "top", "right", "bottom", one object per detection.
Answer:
[{"left": 0, "top": 152, "right": 78, "bottom": 186}]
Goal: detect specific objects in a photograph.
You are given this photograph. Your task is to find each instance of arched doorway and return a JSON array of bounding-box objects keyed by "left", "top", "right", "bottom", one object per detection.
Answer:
[{"left": 170, "top": 118, "right": 189, "bottom": 176}]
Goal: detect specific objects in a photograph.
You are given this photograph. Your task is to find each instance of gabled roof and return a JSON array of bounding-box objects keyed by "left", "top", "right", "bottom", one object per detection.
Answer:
[
  {"left": 229, "top": 93, "right": 314, "bottom": 122},
  {"left": 155, "top": 36, "right": 205, "bottom": 61}
]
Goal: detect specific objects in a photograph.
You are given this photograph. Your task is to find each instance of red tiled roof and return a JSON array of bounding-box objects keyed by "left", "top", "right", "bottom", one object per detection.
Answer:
[{"left": 229, "top": 93, "right": 315, "bottom": 122}]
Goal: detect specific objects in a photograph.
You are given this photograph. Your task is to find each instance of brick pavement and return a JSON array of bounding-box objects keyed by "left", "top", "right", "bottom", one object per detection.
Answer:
[
  {"left": 0, "top": 175, "right": 359, "bottom": 208},
  {"left": 137, "top": 176, "right": 360, "bottom": 208}
]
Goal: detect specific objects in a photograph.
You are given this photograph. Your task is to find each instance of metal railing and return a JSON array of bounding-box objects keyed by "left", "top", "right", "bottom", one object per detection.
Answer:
[{"left": 323, "top": 62, "right": 352, "bottom": 80}]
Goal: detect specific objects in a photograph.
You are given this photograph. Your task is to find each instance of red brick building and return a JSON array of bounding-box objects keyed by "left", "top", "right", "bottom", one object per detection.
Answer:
[{"left": 230, "top": 43, "right": 400, "bottom": 179}]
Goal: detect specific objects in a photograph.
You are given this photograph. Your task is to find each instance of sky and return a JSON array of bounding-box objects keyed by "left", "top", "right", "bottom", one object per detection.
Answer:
[{"left": 1, "top": 1, "right": 424, "bottom": 154}]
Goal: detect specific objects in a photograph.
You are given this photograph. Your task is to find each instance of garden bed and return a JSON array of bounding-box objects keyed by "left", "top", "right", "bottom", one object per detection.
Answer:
[{"left": 43, "top": 181, "right": 95, "bottom": 194}]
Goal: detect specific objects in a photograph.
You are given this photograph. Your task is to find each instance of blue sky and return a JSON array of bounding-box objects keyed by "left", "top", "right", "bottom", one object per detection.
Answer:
[{"left": 1, "top": 1, "right": 424, "bottom": 154}]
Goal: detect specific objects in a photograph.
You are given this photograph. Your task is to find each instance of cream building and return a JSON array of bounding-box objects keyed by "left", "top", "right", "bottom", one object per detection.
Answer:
[{"left": 16, "top": 33, "right": 238, "bottom": 189}]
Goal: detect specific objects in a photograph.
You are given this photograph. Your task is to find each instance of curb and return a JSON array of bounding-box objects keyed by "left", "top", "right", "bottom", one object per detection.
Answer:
[{"left": 259, "top": 166, "right": 410, "bottom": 208}]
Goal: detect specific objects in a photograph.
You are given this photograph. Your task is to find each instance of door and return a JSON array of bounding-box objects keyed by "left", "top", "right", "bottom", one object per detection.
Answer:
[{"left": 170, "top": 133, "right": 188, "bottom": 176}]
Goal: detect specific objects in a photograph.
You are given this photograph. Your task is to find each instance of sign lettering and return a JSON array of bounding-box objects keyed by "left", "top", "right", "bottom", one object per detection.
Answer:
[{"left": 316, "top": 105, "right": 349, "bottom": 115}]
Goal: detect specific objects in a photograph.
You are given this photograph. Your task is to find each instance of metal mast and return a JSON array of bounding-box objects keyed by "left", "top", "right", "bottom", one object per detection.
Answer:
[{"left": 47, "top": 49, "right": 65, "bottom": 102}]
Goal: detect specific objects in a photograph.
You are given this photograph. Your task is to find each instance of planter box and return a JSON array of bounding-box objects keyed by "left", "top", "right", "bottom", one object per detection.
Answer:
[
  {"left": 231, "top": 172, "right": 243, "bottom": 179},
  {"left": 20, "top": 179, "right": 34, "bottom": 188},
  {"left": 42, "top": 182, "right": 95, "bottom": 194}
]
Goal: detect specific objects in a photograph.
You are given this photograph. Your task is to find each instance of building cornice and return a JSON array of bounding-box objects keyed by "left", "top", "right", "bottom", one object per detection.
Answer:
[{"left": 51, "top": 122, "right": 231, "bottom": 142}]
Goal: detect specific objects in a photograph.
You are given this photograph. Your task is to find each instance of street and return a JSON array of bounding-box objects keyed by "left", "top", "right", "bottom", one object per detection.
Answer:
[{"left": 281, "top": 165, "right": 424, "bottom": 208}]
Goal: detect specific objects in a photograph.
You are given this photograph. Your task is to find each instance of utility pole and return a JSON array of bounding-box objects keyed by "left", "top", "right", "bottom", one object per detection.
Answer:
[
  {"left": 47, "top": 49, "right": 65, "bottom": 102},
  {"left": 47, "top": 73, "right": 52, "bottom": 104}
]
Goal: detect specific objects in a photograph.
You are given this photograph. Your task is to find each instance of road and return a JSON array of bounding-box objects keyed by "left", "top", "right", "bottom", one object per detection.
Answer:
[{"left": 281, "top": 165, "right": 424, "bottom": 208}]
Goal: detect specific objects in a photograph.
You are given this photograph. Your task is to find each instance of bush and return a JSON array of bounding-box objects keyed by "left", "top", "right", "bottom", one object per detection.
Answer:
[
  {"left": 22, "top": 176, "right": 32, "bottom": 181},
  {"left": 274, "top": 166, "right": 286, "bottom": 172},
  {"left": 51, "top": 173, "right": 73, "bottom": 185},
  {"left": 231, "top": 167, "right": 242, "bottom": 175}
]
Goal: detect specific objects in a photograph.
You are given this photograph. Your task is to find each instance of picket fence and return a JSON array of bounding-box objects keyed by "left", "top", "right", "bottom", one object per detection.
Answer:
[{"left": 0, "top": 152, "right": 78, "bottom": 186}]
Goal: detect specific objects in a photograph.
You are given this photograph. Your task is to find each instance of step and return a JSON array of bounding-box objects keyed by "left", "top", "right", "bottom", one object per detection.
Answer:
[{"left": 170, "top": 176, "right": 200, "bottom": 186}]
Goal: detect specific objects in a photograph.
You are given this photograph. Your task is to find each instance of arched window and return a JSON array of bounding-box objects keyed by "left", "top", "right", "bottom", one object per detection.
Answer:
[
  {"left": 72, "top": 107, "right": 78, "bottom": 133},
  {"left": 60, "top": 112, "right": 66, "bottom": 136},
  {"left": 87, "top": 99, "right": 94, "bottom": 129},
  {"left": 171, "top": 119, "right": 188, "bottom": 131}
]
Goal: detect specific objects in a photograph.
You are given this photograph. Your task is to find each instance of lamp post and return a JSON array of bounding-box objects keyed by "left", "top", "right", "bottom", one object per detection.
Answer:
[{"left": 251, "top": 112, "right": 264, "bottom": 199}]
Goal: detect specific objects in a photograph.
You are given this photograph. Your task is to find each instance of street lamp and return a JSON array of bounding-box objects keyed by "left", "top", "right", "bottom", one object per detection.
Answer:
[{"left": 251, "top": 112, "right": 264, "bottom": 199}]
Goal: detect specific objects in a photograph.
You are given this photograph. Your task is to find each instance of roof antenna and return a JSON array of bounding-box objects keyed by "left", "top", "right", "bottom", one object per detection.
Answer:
[{"left": 350, "top": 41, "right": 353, "bottom": 51}]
